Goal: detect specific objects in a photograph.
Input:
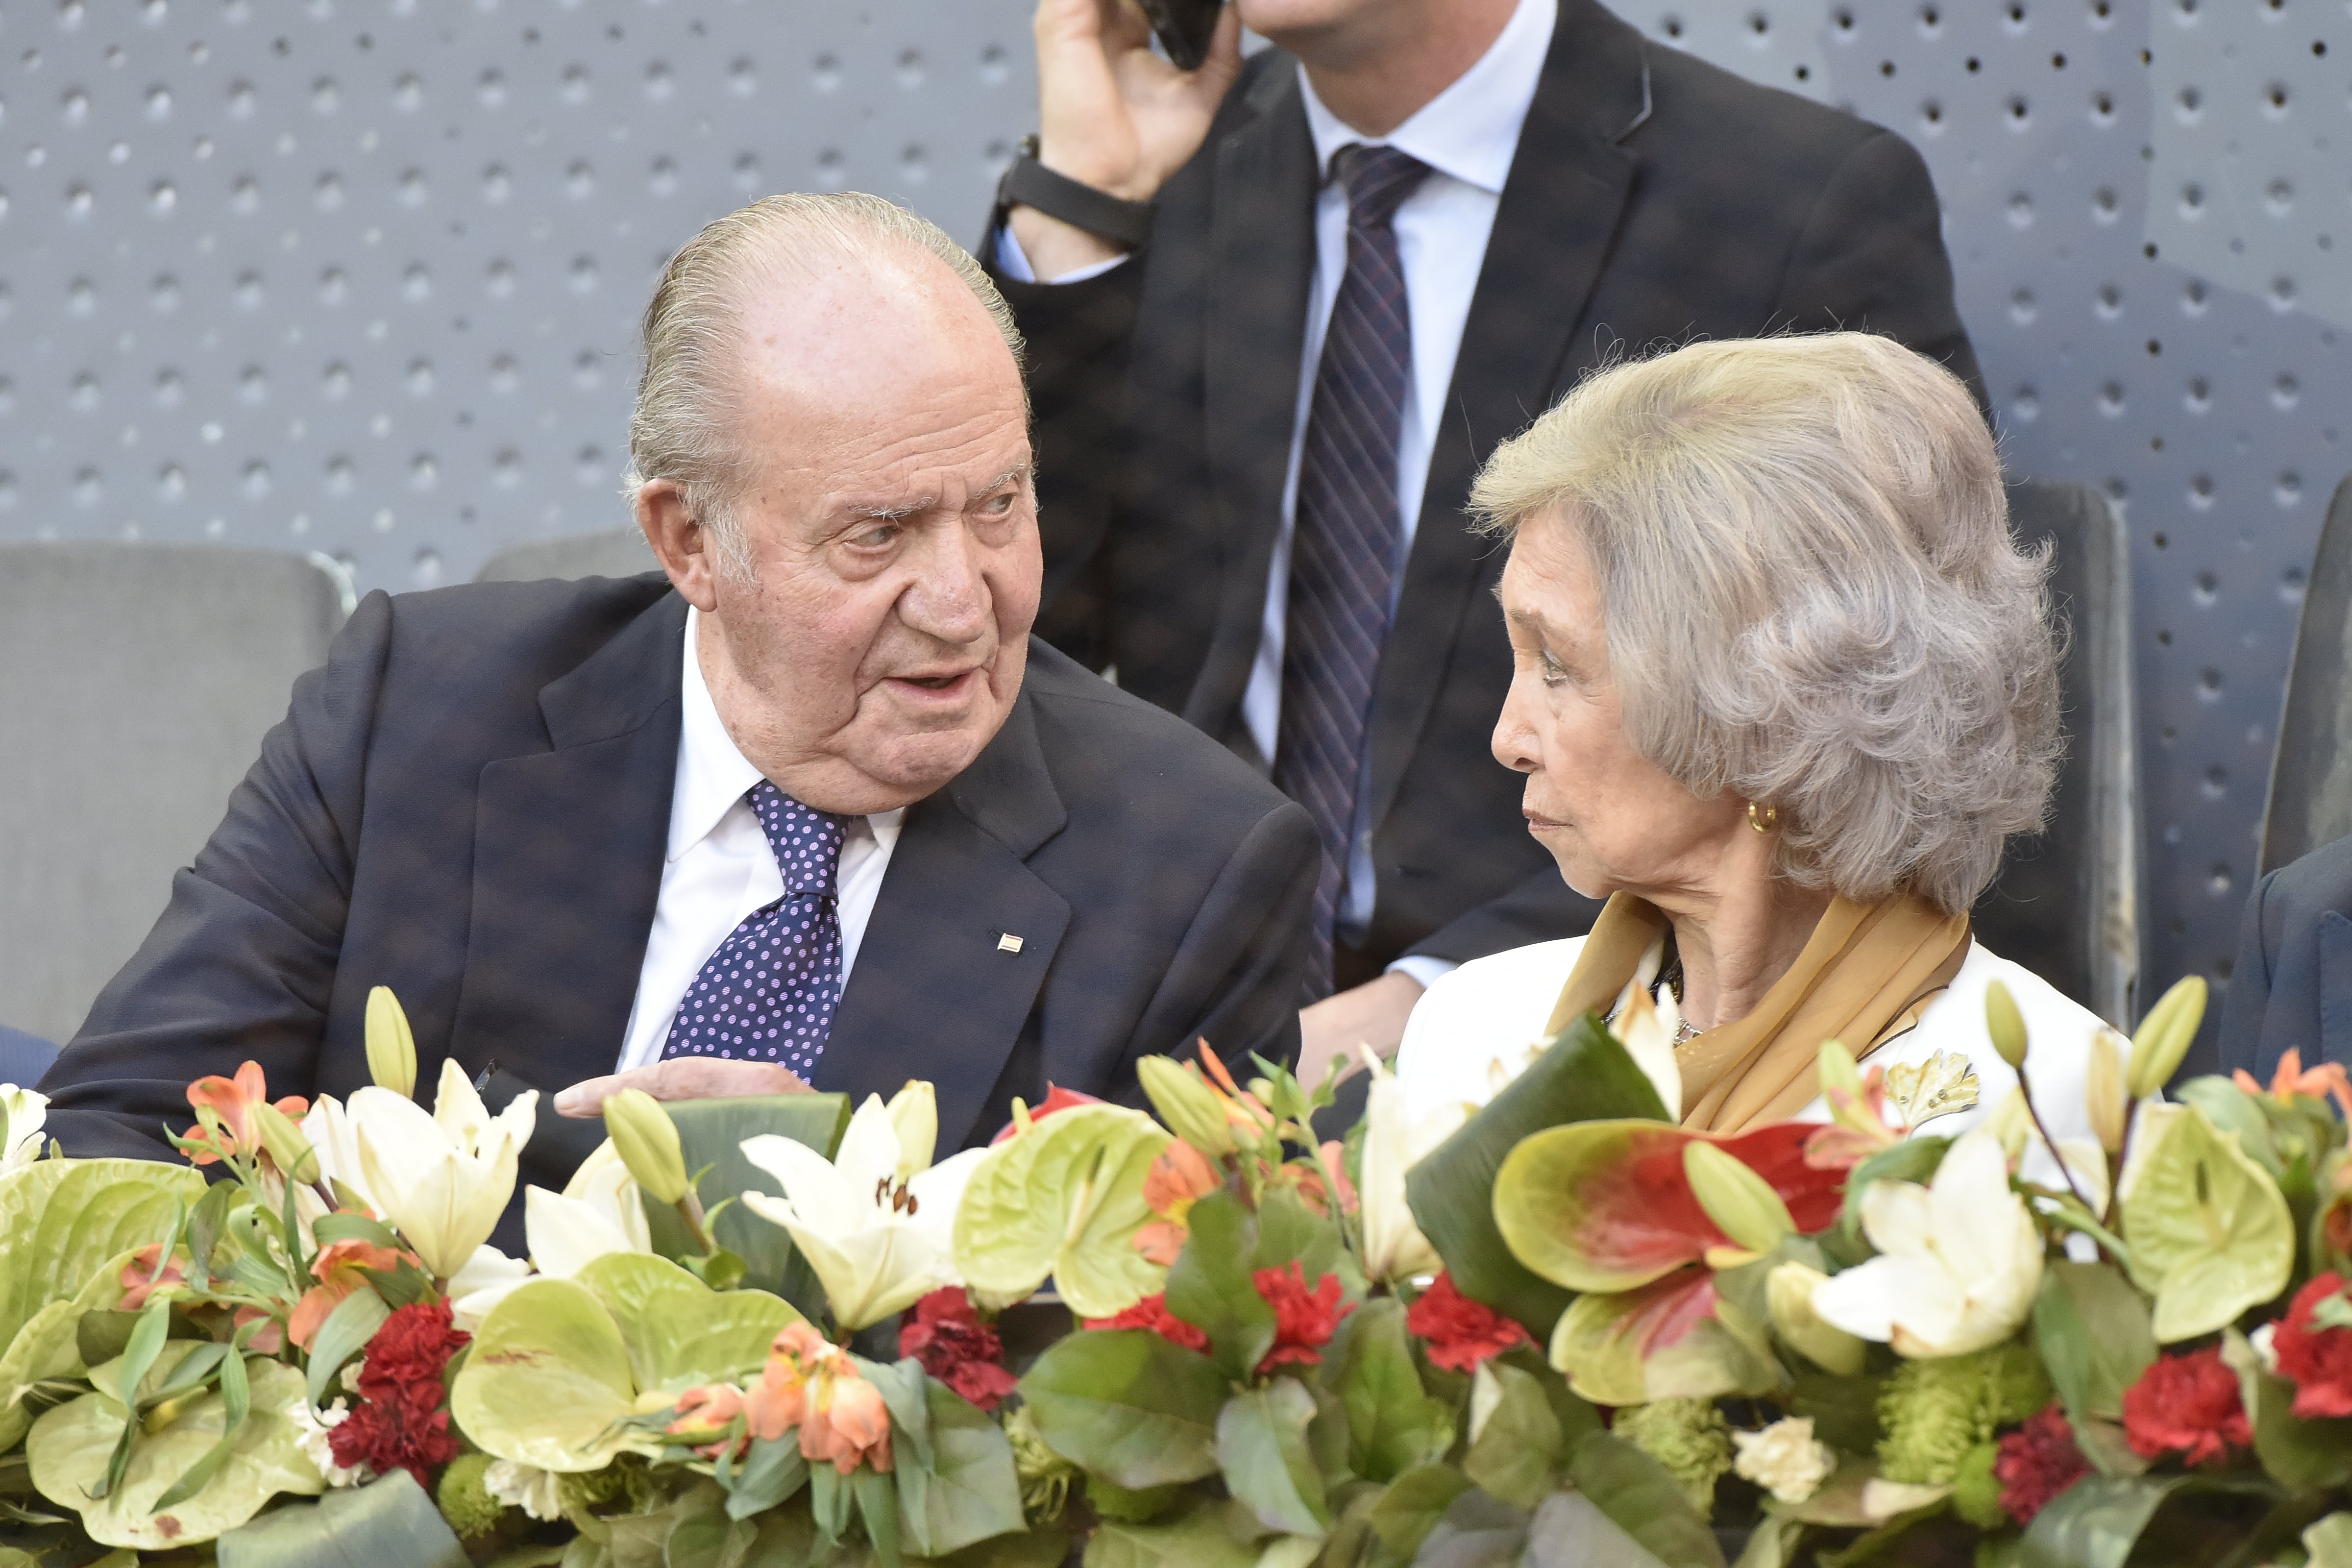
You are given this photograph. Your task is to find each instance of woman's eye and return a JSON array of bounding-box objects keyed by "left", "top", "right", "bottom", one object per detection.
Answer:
[{"left": 1539, "top": 652, "right": 1568, "bottom": 686}]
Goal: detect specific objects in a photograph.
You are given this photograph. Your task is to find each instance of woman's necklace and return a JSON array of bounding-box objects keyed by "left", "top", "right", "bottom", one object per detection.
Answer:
[{"left": 1657, "top": 954, "right": 1705, "bottom": 1044}]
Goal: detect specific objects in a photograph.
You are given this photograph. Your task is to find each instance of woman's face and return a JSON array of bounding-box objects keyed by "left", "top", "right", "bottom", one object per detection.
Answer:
[{"left": 1492, "top": 509, "right": 1750, "bottom": 904}]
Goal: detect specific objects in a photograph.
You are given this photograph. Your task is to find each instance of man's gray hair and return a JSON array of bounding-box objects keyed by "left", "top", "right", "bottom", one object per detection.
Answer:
[
  {"left": 1470, "top": 332, "right": 2061, "bottom": 916},
  {"left": 624, "top": 191, "right": 1026, "bottom": 582}
]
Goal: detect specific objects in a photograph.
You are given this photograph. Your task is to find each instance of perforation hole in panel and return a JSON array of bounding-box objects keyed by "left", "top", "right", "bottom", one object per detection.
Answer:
[{"left": 1637, "top": 0, "right": 2352, "bottom": 1018}]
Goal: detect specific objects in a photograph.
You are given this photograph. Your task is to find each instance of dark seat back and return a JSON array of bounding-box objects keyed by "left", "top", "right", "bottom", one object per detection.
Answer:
[{"left": 2261, "top": 474, "right": 2352, "bottom": 876}]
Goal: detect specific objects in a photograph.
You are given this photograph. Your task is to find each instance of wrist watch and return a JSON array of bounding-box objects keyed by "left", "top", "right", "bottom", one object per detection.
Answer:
[{"left": 994, "top": 135, "right": 1156, "bottom": 251}]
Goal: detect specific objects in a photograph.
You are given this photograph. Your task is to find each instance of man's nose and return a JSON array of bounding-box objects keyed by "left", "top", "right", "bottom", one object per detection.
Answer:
[{"left": 898, "top": 523, "right": 992, "bottom": 643}]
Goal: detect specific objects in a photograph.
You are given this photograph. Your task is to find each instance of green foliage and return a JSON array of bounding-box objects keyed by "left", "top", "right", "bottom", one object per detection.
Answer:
[
  {"left": 1014, "top": 1329, "right": 1224, "bottom": 1490},
  {"left": 1612, "top": 1398, "right": 1732, "bottom": 1521},
  {"left": 2120, "top": 1103, "right": 2296, "bottom": 1343},
  {"left": 1563, "top": 1430, "right": 1728, "bottom": 1568},
  {"left": 1462, "top": 1361, "right": 1564, "bottom": 1509},
  {"left": 1081, "top": 1501, "right": 1261, "bottom": 1568},
  {"left": 1406, "top": 1012, "right": 1666, "bottom": 1339},
  {"left": 1161, "top": 1193, "right": 1275, "bottom": 1383},
  {"left": 2030, "top": 1262, "right": 2156, "bottom": 1434},
  {"left": 1214, "top": 1379, "right": 1328, "bottom": 1537},
  {"left": 1320, "top": 1297, "right": 1452, "bottom": 1484},
  {"left": 1082, "top": 1477, "right": 1184, "bottom": 1523},
  {"left": 647, "top": 1093, "right": 849, "bottom": 1313},
  {"left": 1877, "top": 1345, "right": 2050, "bottom": 1487},
  {"left": 216, "top": 1469, "right": 470, "bottom": 1568}
]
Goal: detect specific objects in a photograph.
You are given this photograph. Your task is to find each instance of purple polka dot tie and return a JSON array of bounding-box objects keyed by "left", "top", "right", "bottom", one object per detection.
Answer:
[{"left": 662, "top": 781, "right": 848, "bottom": 1077}]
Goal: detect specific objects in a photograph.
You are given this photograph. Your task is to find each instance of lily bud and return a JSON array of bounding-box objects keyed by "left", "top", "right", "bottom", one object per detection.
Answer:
[
  {"left": 1684, "top": 1139, "right": 1795, "bottom": 1255},
  {"left": 1136, "top": 1056, "right": 1236, "bottom": 1158},
  {"left": 604, "top": 1089, "right": 690, "bottom": 1205},
  {"left": 250, "top": 1099, "right": 319, "bottom": 1185},
  {"left": 2127, "top": 976, "right": 2208, "bottom": 1100},
  {"left": 365, "top": 985, "right": 418, "bottom": 1100},
  {"left": 1766, "top": 1262, "right": 1867, "bottom": 1377},
  {"left": 1983, "top": 1087, "right": 2034, "bottom": 1166},
  {"left": 885, "top": 1080, "right": 938, "bottom": 1176},
  {"left": 2085, "top": 1028, "right": 2129, "bottom": 1152},
  {"left": 1984, "top": 981, "right": 2030, "bottom": 1072}
]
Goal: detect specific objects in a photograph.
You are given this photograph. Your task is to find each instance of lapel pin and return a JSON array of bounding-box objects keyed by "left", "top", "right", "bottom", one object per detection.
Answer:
[{"left": 997, "top": 933, "right": 1025, "bottom": 954}]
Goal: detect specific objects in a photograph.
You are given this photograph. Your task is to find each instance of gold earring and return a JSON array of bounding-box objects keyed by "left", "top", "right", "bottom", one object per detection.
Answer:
[{"left": 1747, "top": 802, "right": 1777, "bottom": 833}]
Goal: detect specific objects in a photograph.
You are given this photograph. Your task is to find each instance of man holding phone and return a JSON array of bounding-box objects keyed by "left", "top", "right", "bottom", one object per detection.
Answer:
[{"left": 988, "top": 0, "right": 1984, "bottom": 1083}]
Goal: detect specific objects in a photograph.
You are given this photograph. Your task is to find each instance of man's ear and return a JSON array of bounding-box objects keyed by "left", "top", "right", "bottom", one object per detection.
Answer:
[{"left": 636, "top": 480, "right": 720, "bottom": 612}]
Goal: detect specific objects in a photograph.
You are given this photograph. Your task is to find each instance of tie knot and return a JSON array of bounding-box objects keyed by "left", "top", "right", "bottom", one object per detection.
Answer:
[
  {"left": 746, "top": 781, "right": 847, "bottom": 897},
  {"left": 1331, "top": 143, "right": 1430, "bottom": 231}
]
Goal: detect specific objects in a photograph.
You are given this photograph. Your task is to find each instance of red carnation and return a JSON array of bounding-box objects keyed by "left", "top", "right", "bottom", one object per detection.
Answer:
[
  {"left": 1252, "top": 1263, "right": 1351, "bottom": 1375},
  {"left": 326, "top": 1300, "right": 470, "bottom": 1488},
  {"left": 2122, "top": 1347, "right": 2251, "bottom": 1466},
  {"left": 900, "top": 1287, "right": 1019, "bottom": 1412},
  {"left": 1084, "top": 1292, "right": 1210, "bottom": 1354},
  {"left": 1406, "top": 1271, "right": 1531, "bottom": 1372},
  {"left": 1993, "top": 1404, "right": 2091, "bottom": 1526},
  {"left": 2275, "top": 1273, "right": 2352, "bottom": 1420}
]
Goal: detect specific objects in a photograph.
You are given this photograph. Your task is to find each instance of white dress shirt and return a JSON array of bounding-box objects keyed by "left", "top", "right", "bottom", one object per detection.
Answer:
[
  {"left": 999, "top": 0, "right": 1555, "bottom": 985},
  {"left": 614, "top": 608, "right": 903, "bottom": 1072}
]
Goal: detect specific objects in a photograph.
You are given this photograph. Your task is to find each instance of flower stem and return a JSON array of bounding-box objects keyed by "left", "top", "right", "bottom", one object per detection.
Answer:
[
  {"left": 674, "top": 1192, "right": 715, "bottom": 1256},
  {"left": 2016, "top": 1065, "right": 2093, "bottom": 1215}
]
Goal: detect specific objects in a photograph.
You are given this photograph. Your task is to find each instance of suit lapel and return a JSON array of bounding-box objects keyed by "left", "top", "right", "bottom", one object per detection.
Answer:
[
  {"left": 1366, "top": 2, "right": 1651, "bottom": 829},
  {"left": 823, "top": 686, "right": 1072, "bottom": 1152},
  {"left": 1184, "top": 64, "right": 1320, "bottom": 744},
  {"left": 448, "top": 592, "right": 686, "bottom": 1098}
]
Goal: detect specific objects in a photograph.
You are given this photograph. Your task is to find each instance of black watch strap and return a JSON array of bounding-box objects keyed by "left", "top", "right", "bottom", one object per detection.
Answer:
[{"left": 995, "top": 136, "right": 1155, "bottom": 251}]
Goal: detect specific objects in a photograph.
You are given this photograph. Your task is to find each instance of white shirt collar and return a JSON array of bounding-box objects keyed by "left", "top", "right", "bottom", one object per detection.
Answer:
[
  {"left": 670, "top": 607, "right": 903, "bottom": 863},
  {"left": 1297, "top": 0, "right": 1557, "bottom": 196}
]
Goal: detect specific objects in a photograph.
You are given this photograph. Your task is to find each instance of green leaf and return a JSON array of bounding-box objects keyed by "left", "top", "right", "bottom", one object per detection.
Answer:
[
  {"left": 853, "top": 1467, "right": 902, "bottom": 1568},
  {"left": 893, "top": 1376, "right": 1026, "bottom": 1558},
  {"left": 1215, "top": 1379, "right": 1329, "bottom": 1537},
  {"left": 649, "top": 1093, "right": 850, "bottom": 1314},
  {"left": 306, "top": 1287, "right": 391, "bottom": 1408},
  {"left": 720, "top": 1435, "right": 809, "bottom": 1520},
  {"left": 0, "top": 1245, "right": 147, "bottom": 1450},
  {"left": 2247, "top": 1365, "right": 2352, "bottom": 1491},
  {"left": 1250, "top": 1184, "right": 1350, "bottom": 1292},
  {"left": 152, "top": 1338, "right": 253, "bottom": 1508},
  {"left": 25, "top": 1348, "right": 321, "bottom": 1549},
  {"left": 1405, "top": 1012, "right": 1665, "bottom": 1339},
  {"left": 1081, "top": 1503, "right": 1260, "bottom": 1568},
  {"left": 2032, "top": 1261, "right": 2156, "bottom": 1429},
  {"left": 185, "top": 1179, "right": 245, "bottom": 1288},
  {"left": 1015, "top": 1328, "right": 1224, "bottom": 1489},
  {"left": 445, "top": 1277, "right": 646, "bottom": 1472},
  {"left": 214, "top": 1467, "right": 468, "bottom": 1568},
  {"left": 1413, "top": 1487, "right": 1534, "bottom": 1568},
  {"left": 1162, "top": 1192, "right": 1276, "bottom": 1384},
  {"left": 1462, "top": 1360, "right": 1564, "bottom": 1509},
  {"left": 1522, "top": 1489, "right": 1684, "bottom": 1568},
  {"left": 2119, "top": 1104, "right": 2296, "bottom": 1342},
  {"left": 573, "top": 1251, "right": 799, "bottom": 1397},
  {"left": 1322, "top": 1297, "right": 1452, "bottom": 1483},
  {"left": 2020, "top": 1474, "right": 2278, "bottom": 1568},
  {"left": 310, "top": 1212, "right": 398, "bottom": 1251},
  {"left": 1567, "top": 1432, "right": 1726, "bottom": 1568},
  {"left": 0, "top": 1159, "right": 205, "bottom": 1361},
  {"left": 1366, "top": 1463, "right": 1471, "bottom": 1560},
  {"left": 954, "top": 1105, "right": 1172, "bottom": 1320}
]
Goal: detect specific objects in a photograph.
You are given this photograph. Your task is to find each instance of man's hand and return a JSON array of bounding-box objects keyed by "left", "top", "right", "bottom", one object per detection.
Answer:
[
  {"left": 1011, "top": 0, "right": 1244, "bottom": 278},
  {"left": 554, "top": 1057, "right": 811, "bottom": 1119},
  {"left": 1296, "top": 970, "right": 1425, "bottom": 1090}
]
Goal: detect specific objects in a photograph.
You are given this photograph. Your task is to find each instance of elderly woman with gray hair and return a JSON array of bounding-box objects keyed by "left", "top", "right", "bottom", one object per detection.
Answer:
[{"left": 1395, "top": 332, "right": 2102, "bottom": 1142}]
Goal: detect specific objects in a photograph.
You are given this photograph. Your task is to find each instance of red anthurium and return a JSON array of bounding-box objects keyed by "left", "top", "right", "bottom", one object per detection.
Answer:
[
  {"left": 988, "top": 1083, "right": 1105, "bottom": 1146},
  {"left": 1494, "top": 1119, "right": 1843, "bottom": 1296}
]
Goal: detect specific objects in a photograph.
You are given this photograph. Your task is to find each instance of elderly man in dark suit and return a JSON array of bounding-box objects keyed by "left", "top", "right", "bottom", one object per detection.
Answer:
[
  {"left": 2218, "top": 835, "right": 2352, "bottom": 1081},
  {"left": 39, "top": 193, "right": 1319, "bottom": 1211},
  {"left": 990, "top": 0, "right": 1985, "bottom": 1080}
]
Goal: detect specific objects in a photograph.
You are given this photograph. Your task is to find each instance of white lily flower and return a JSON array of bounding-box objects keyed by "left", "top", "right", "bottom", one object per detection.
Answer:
[
  {"left": 1809, "top": 1130, "right": 2044, "bottom": 1358},
  {"left": 1357, "top": 1050, "right": 1469, "bottom": 1283},
  {"left": 450, "top": 1144, "right": 652, "bottom": 1328},
  {"left": 348, "top": 1058, "right": 536, "bottom": 1280},
  {"left": 299, "top": 1093, "right": 378, "bottom": 1213},
  {"left": 0, "top": 1084, "right": 48, "bottom": 1171},
  {"left": 739, "top": 1081, "right": 986, "bottom": 1331}
]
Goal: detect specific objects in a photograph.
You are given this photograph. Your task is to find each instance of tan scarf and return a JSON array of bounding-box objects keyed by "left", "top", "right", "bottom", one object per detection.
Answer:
[{"left": 1543, "top": 891, "right": 1972, "bottom": 1134}]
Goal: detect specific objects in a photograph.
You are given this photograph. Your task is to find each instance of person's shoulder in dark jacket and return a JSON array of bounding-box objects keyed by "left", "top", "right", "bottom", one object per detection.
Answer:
[{"left": 2217, "top": 834, "right": 2352, "bottom": 1079}]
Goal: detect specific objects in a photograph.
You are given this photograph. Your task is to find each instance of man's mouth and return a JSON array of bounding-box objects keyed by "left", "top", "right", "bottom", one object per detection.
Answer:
[{"left": 887, "top": 668, "right": 982, "bottom": 697}]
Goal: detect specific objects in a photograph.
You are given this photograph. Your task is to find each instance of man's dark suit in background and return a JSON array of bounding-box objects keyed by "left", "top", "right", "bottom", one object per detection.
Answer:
[
  {"left": 999, "top": 0, "right": 1984, "bottom": 980},
  {"left": 2217, "top": 834, "right": 2352, "bottom": 1082},
  {"left": 38, "top": 576, "right": 1318, "bottom": 1211}
]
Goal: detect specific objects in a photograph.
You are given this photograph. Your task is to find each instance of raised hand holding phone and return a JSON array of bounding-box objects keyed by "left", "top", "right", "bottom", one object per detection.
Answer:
[{"left": 1013, "top": 0, "right": 1243, "bottom": 278}]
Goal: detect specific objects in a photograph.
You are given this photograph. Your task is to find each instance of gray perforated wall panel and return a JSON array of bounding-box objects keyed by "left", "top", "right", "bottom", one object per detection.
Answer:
[{"left": 3, "top": 0, "right": 2347, "bottom": 1010}]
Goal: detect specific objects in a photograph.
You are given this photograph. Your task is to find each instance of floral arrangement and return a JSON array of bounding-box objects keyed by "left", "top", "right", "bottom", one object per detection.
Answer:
[{"left": 5, "top": 969, "right": 2352, "bottom": 1568}]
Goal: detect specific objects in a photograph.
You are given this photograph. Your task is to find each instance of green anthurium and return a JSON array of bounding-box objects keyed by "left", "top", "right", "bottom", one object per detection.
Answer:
[
  {"left": 0, "top": 1160, "right": 206, "bottom": 1359},
  {"left": 0, "top": 1246, "right": 147, "bottom": 1452},
  {"left": 952, "top": 1104, "right": 1171, "bottom": 1319},
  {"left": 27, "top": 1343, "right": 319, "bottom": 1549},
  {"left": 449, "top": 1259, "right": 800, "bottom": 1472},
  {"left": 2119, "top": 1102, "right": 2295, "bottom": 1342},
  {"left": 1545, "top": 1267, "right": 1781, "bottom": 1407}
]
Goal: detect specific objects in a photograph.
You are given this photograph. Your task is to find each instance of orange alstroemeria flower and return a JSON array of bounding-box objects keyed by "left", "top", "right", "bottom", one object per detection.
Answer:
[
  {"left": 762, "top": 1321, "right": 892, "bottom": 1474},
  {"left": 1196, "top": 1044, "right": 1276, "bottom": 1137},
  {"left": 2235, "top": 1049, "right": 2352, "bottom": 1121},
  {"left": 1133, "top": 1140, "right": 1222, "bottom": 1266},
  {"left": 119, "top": 1243, "right": 187, "bottom": 1311},
  {"left": 288, "top": 1236, "right": 408, "bottom": 1351},
  {"left": 183, "top": 1060, "right": 310, "bottom": 1167}
]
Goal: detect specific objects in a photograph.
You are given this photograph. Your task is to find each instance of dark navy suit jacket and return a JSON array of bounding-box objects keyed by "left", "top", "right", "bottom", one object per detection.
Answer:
[
  {"left": 2217, "top": 835, "right": 2352, "bottom": 1080},
  {"left": 38, "top": 575, "right": 1319, "bottom": 1229}
]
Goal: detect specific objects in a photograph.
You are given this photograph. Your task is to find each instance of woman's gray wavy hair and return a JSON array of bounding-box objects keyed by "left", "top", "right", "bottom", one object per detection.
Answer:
[
  {"left": 624, "top": 192, "right": 1025, "bottom": 582},
  {"left": 1471, "top": 332, "right": 2061, "bottom": 916}
]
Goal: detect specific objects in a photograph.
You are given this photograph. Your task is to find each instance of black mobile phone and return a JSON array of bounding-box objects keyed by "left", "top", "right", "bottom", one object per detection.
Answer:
[{"left": 1138, "top": 0, "right": 1224, "bottom": 71}]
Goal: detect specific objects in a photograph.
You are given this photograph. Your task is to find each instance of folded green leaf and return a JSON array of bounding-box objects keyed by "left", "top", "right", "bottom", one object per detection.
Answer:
[
  {"left": 306, "top": 1288, "right": 390, "bottom": 1409},
  {"left": 1406, "top": 1013, "right": 1665, "bottom": 1339},
  {"left": 1567, "top": 1431, "right": 1726, "bottom": 1568},
  {"left": 1214, "top": 1379, "right": 1329, "bottom": 1538},
  {"left": 649, "top": 1093, "right": 851, "bottom": 1312},
  {"left": 213, "top": 1469, "right": 467, "bottom": 1568},
  {"left": 1463, "top": 1360, "right": 1564, "bottom": 1510},
  {"left": 2032, "top": 1261, "right": 2156, "bottom": 1434},
  {"left": 1163, "top": 1192, "right": 1276, "bottom": 1383},
  {"left": 1323, "top": 1297, "right": 1452, "bottom": 1484},
  {"left": 1367, "top": 1463, "right": 1471, "bottom": 1560},
  {"left": 2020, "top": 1474, "right": 2278, "bottom": 1568},
  {"left": 1081, "top": 1503, "right": 1260, "bottom": 1568},
  {"left": 894, "top": 1375, "right": 1027, "bottom": 1558},
  {"left": 1017, "top": 1329, "right": 1223, "bottom": 1490},
  {"left": 720, "top": 1435, "right": 809, "bottom": 1521}
]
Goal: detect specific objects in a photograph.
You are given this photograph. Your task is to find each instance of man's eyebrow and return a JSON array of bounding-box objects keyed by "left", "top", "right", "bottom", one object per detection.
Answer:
[{"left": 839, "top": 466, "right": 1031, "bottom": 521}]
